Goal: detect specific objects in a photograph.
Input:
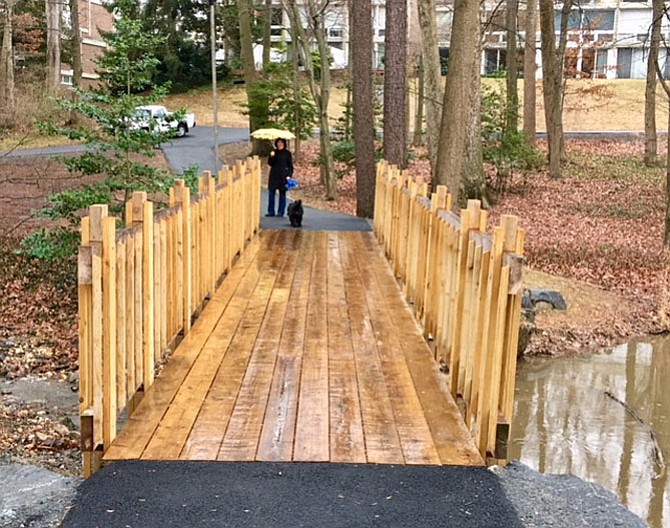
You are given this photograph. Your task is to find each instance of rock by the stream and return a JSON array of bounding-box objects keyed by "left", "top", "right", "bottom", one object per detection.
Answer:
[
  {"left": 0, "top": 463, "right": 80, "bottom": 527},
  {"left": 495, "top": 461, "right": 648, "bottom": 528}
]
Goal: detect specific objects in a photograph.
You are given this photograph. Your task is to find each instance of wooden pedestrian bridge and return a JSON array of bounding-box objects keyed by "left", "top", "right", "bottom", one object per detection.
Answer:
[{"left": 77, "top": 158, "right": 524, "bottom": 476}]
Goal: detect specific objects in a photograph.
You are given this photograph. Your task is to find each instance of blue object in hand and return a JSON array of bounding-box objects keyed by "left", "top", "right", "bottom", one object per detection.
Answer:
[{"left": 286, "top": 178, "right": 299, "bottom": 190}]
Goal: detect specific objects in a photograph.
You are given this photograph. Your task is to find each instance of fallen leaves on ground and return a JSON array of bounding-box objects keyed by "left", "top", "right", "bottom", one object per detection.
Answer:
[{"left": 290, "top": 138, "right": 670, "bottom": 356}]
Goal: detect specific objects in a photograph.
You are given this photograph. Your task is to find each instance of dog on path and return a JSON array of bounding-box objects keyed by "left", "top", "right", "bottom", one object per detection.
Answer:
[{"left": 287, "top": 200, "right": 303, "bottom": 228}]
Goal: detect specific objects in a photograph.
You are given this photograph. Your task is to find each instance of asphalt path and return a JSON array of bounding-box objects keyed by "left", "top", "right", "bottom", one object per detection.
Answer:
[
  {"left": 161, "top": 125, "right": 249, "bottom": 174},
  {"left": 0, "top": 125, "right": 250, "bottom": 175},
  {"left": 61, "top": 461, "right": 523, "bottom": 528}
]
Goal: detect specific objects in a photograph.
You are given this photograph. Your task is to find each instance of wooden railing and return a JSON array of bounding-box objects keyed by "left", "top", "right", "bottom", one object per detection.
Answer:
[
  {"left": 77, "top": 158, "right": 261, "bottom": 475},
  {"left": 373, "top": 160, "right": 524, "bottom": 461}
]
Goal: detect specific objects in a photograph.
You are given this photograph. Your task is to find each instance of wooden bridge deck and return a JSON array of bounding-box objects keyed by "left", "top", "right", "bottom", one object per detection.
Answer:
[{"left": 104, "top": 230, "right": 483, "bottom": 466}]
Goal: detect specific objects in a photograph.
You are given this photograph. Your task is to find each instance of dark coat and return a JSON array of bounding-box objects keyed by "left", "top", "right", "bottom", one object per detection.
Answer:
[{"left": 267, "top": 148, "right": 293, "bottom": 191}]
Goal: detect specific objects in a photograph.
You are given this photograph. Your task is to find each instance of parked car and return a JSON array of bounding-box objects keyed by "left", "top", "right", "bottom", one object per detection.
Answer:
[{"left": 132, "top": 105, "right": 196, "bottom": 137}]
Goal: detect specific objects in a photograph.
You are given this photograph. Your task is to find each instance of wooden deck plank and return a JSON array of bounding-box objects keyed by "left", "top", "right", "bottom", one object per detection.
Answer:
[
  {"left": 340, "top": 233, "right": 404, "bottom": 465},
  {"left": 216, "top": 232, "right": 300, "bottom": 461},
  {"left": 256, "top": 232, "right": 315, "bottom": 462},
  {"left": 357, "top": 232, "right": 483, "bottom": 466},
  {"left": 348, "top": 232, "right": 441, "bottom": 465},
  {"left": 106, "top": 230, "right": 483, "bottom": 467},
  {"left": 326, "top": 233, "right": 366, "bottom": 464},
  {"left": 293, "top": 232, "right": 331, "bottom": 462},
  {"left": 103, "top": 234, "right": 268, "bottom": 460},
  {"left": 176, "top": 231, "right": 291, "bottom": 460}
]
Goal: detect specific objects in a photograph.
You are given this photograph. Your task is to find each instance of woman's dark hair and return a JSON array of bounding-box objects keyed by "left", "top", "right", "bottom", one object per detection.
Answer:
[{"left": 274, "top": 138, "right": 287, "bottom": 148}]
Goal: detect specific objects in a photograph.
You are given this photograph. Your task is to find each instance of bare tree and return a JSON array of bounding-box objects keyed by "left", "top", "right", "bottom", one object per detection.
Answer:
[
  {"left": 434, "top": 0, "right": 481, "bottom": 205},
  {"left": 46, "top": 0, "right": 62, "bottom": 94},
  {"left": 505, "top": 0, "right": 518, "bottom": 134},
  {"left": 283, "top": 0, "right": 338, "bottom": 200},
  {"left": 352, "top": 0, "right": 375, "bottom": 217},
  {"left": 383, "top": 0, "right": 407, "bottom": 168},
  {"left": 0, "top": 0, "right": 15, "bottom": 108},
  {"left": 539, "top": 0, "right": 573, "bottom": 178},
  {"left": 645, "top": 0, "right": 663, "bottom": 166},
  {"left": 69, "top": 0, "right": 82, "bottom": 88},
  {"left": 416, "top": 0, "right": 443, "bottom": 173},
  {"left": 523, "top": 0, "right": 537, "bottom": 144},
  {"left": 412, "top": 55, "right": 424, "bottom": 146}
]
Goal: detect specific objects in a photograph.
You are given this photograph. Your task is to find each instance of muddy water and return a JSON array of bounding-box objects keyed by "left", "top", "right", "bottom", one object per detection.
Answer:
[{"left": 510, "top": 339, "right": 670, "bottom": 528}]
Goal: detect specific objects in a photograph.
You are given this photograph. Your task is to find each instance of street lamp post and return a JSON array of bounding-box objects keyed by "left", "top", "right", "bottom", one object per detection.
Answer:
[{"left": 209, "top": 0, "right": 219, "bottom": 174}]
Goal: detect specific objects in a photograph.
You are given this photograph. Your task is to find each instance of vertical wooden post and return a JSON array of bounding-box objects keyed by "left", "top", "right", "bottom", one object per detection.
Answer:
[
  {"left": 88, "top": 205, "right": 107, "bottom": 453},
  {"left": 174, "top": 180, "right": 192, "bottom": 334},
  {"left": 116, "top": 238, "right": 127, "bottom": 410},
  {"left": 142, "top": 199, "right": 155, "bottom": 389},
  {"left": 102, "top": 215, "right": 117, "bottom": 449}
]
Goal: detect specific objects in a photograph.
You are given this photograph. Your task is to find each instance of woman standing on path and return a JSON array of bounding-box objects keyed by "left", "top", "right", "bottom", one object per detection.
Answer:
[{"left": 266, "top": 138, "right": 293, "bottom": 217}]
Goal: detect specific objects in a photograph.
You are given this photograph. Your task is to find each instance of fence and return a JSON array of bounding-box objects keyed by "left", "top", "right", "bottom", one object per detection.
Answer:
[
  {"left": 78, "top": 158, "right": 261, "bottom": 476},
  {"left": 373, "top": 160, "right": 524, "bottom": 460}
]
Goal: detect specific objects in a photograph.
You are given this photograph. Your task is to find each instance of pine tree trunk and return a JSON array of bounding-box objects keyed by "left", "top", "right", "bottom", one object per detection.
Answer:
[
  {"left": 505, "top": 0, "right": 518, "bottom": 135},
  {"left": 238, "top": 0, "right": 265, "bottom": 154},
  {"left": 539, "top": 0, "right": 572, "bottom": 178},
  {"left": 69, "top": 0, "right": 82, "bottom": 88},
  {"left": 291, "top": 37, "right": 302, "bottom": 161},
  {"left": 315, "top": 14, "right": 337, "bottom": 200},
  {"left": 665, "top": 108, "right": 670, "bottom": 246},
  {"left": 645, "top": 0, "right": 663, "bottom": 166},
  {"left": 262, "top": 0, "right": 272, "bottom": 69},
  {"left": 0, "top": 0, "right": 15, "bottom": 109},
  {"left": 412, "top": 57, "right": 424, "bottom": 146},
  {"left": 383, "top": 0, "right": 407, "bottom": 168},
  {"left": 416, "top": 0, "right": 442, "bottom": 175},
  {"left": 46, "top": 0, "right": 62, "bottom": 94},
  {"left": 464, "top": 44, "right": 487, "bottom": 205},
  {"left": 523, "top": 0, "right": 537, "bottom": 144},
  {"left": 352, "top": 0, "right": 375, "bottom": 218},
  {"left": 434, "top": 0, "right": 480, "bottom": 205}
]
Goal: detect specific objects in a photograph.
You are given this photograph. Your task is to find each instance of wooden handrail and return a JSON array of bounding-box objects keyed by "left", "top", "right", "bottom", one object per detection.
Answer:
[
  {"left": 373, "top": 160, "right": 525, "bottom": 462},
  {"left": 78, "top": 157, "right": 262, "bottom": 476}
]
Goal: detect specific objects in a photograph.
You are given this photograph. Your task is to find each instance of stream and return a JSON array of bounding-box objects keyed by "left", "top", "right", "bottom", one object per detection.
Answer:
[{"left": 510, "top": 337, "right": 670, "bottom": 528}]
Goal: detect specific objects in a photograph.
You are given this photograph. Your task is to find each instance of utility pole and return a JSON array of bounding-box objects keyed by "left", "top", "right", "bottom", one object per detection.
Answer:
[{"left": 210, "top": 0, "right": 219, "bottom": 174}]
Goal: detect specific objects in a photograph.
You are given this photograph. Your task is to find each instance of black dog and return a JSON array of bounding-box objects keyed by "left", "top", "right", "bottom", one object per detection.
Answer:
[{"left": 287, "top": 200, "right": 303, "bottom": 228}]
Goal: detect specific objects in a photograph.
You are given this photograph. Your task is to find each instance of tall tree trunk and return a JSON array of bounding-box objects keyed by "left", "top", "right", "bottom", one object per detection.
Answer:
[
  {"left": 46, "top": 0, "right": 62, "bottom": 94},
  {"left": 523, "top": 0, "right": 537, "bottom": 144},
  {"left": 69, "top": 0, "right": 82, "bottom": 88},
  {"left": 645, "top": 0, "right": 663, "bottom": 166},
  {"left": 0, "top": 0, "right": 15, "bottom": 109},
  {"left": 416, "top": 0, "right": 442, "bottom": 175},
  {"left": 464, "top": 43, "right": 487, "bottom": 205},
  {"left": 238, "top": 0, "right": 264, "bottom": 154},
  {"left": 434, "top": 0, "right": 480, "bottom": 205},
  {"left": 383, "top": 0, "right": 407, "bottom": 168},
  {"left": 262, "top": 0, "right": 272, "bottom": 69},
  {"left": 352, "top": 0, "right": 375, "bottom": 218},
  {"left": 412, "top": 56, "right": 424, "bottom": 146},
  {"left": 539, "top": 0, "right": 572, "bottom": 178},
  {"left": 290, "top": 36, "right": 302, "bottom": 161},
  {"left": 665, "top": 108, "right": 670, "bottom": 246},
  {"left": 315, "top": 13, "right": 336, "bottom": 200},
  {"left": 505, "top": 0, "right": 518, "bottom": 135},
  {"left": 284, "top": 0, "right": 337, "bottom": 199}
]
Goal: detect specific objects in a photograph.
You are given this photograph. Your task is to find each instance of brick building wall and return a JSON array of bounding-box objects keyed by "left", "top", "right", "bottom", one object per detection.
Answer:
[{"left": 62, "top": 0, "right": 113, "bottom": 88}]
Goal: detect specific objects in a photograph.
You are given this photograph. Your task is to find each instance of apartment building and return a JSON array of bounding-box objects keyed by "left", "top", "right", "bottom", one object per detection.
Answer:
[
  {"left": 61, "top": 0, "right": 113, "bottom": 87},
  {"left": 270, "top": 0, "right": 665, "bottom": 80}
]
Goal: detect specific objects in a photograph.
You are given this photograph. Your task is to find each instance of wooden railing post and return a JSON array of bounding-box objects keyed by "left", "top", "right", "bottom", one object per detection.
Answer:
[
  {"left": 174, "top": 181, "right": 192, "bottom": 334},
  {"left": 102, "top": 214, "right": 117, "bottom": 449}
]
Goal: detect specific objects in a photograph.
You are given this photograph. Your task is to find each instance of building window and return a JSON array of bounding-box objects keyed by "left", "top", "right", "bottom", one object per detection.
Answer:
[
  {"left": 378, "top": 29, "right": 385, "bottom": 37},
  {"left": 328, "top": 27, "right": 343, "bottom": 38},
  {"left": 271, "top": 7, "right": 283, "bottom": 26},
  {"left": 554, "top": 9, "right": 614, "bottom": 32},
  {"left": 61, "top": 73, "right": 73, "bottom": 85},
  {"left": 374, "top": 42, "right": 385, "bottom": 68},
  {"left": 484, "top": 49, "right": 506, "bottom": 75}
]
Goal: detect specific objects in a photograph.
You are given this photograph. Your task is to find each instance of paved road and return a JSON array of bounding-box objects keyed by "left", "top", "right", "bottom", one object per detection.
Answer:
[
  {"left": 61, "top": 461, "right": 523, "bottom": 528},
  {"left": 1, "top": 125, "right": 250, "bottom": 175},
  {"left": 161, "top": 125, "right": 249, "bottom": 174}
]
